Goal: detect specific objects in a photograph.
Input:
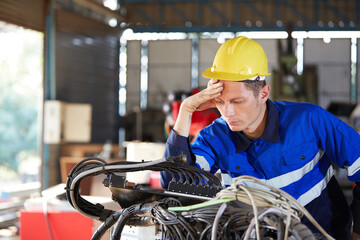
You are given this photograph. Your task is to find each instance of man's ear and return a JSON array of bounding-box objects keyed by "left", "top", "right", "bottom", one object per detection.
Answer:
[{"left": 259, "top": 85, "right": 270, "bottom": 103}]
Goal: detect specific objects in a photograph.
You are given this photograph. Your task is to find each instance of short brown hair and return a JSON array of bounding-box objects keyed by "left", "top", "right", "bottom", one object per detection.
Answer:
[{"left": 242, "top": 80, "right": 267, "bottom": 97}]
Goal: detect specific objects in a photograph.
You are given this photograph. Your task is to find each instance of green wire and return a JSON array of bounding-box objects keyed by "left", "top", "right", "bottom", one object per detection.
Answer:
[{"left": 168, "top": 198, "right": 235, "bottom": 211}]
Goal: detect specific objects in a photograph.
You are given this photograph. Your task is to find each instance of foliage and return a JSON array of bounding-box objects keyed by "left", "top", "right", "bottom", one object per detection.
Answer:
[{"left": 0, "top": 26, "right": 43, "bottom": 172}]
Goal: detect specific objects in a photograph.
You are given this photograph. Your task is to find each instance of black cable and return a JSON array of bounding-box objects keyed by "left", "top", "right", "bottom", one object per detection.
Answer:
[
  {"left": 66, "top": 156, "right": 225, "bottom": 228},
  {"left": 111, "top": 206, "right": 136, "bottom": 240},
  {"left": 199, "top": 224, "right": 213, "bottom": 240},
  {"left": 91, "top": 210, "right": 123, "bottom": 240}
]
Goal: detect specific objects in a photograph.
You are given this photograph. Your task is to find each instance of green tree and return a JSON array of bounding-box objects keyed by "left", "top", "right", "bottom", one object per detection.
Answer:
[{"left": 0, "top": 27, "right": 43, "bottom": 174}]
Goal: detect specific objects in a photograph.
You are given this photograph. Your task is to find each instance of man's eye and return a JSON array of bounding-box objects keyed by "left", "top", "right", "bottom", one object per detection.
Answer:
[{"left": 215, "top": 100, "right": 224, "bottom": 104}]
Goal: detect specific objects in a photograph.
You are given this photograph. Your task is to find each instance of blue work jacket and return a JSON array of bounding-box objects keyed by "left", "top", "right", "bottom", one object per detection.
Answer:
[{"left": 162, "top": 100, "right": 360, "bottom": 239}]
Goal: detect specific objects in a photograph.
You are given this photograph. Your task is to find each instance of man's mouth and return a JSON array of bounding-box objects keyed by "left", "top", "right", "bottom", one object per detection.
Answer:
[{"left": 228, "top": 120, "right": 241, "bottom": 125}]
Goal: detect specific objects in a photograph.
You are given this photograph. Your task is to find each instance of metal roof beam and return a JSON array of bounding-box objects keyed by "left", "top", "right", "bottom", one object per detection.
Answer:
[
  {"left": 281, "top": 0, "right": 312, "bottom": 26},
  {"left": 204, "top": 2, "right": 231, "bottom": 26},
  {"left": 243, "top": 1, "right": 273, "bottom": 27},
  {"left": 320, "top": 0, "right": 350, "bottom": 24},
  {"left": 167, "top": 2, "right": 191, "bottom": 23},
  {"left": 130, "top": 4, "right": 157, "bottom": 25}
]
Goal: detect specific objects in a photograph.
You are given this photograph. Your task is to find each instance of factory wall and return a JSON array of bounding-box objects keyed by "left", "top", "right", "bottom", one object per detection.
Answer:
[
  {"left": 148, "top": 40, "right": 192, "bottom": 109},
  {"left": 126, "top": 40, "right": 141, "bottom": 111},
  {"left": 55, "top": 10, "right": 121, "bottom": 143},
  {"left": 198, "top": 39, "right": 220, "bottom": 88},
  {"left": 304, "top": 39, "right": 351, "bottom": 109}
]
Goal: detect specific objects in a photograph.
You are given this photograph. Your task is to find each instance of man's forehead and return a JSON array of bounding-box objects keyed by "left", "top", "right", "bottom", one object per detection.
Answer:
[{"left": 219, "top": 80, "right": 247, "bottom": 88}]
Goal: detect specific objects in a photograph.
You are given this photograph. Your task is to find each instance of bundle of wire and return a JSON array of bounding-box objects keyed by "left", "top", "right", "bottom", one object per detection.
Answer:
[
  {"left": 92, "top": 197, "right": 317, "bottom": 240},
  {"left": 66, "top": 157, "right": 334, "bottom": 240},
  {"left": 215, "top": 175, "right": 335, "bottom": 240},
  {"left": 65, "top": 156, "right": 222, "bottom": 221},
  {"left": 96, "top": 175, "right": 333, "bottom": 240}
]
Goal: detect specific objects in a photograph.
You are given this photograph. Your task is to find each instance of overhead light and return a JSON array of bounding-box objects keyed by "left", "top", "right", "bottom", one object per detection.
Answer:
[
  {"left": 239, "top": 31, "right": 288, "bottom": 39},
  {"left": 185, "top": 21, "right": 192, "bottom": 27},
  {"left": 292, "top": 31, "right": 308, "bottom": 39},
  {"left": 217, "top": 35, "right": 225, "bottom": 44},
  {"left": 108, "top": 18, "right": 117, "bottom": 27},
  {"left": 323, "top": 37, "right": 331, "bottom": 44},
  {"left": 256, "top": 20, "right": 263, "bottom": 27},
  {"left": 85, "top": 37, "right": 94, "bottom": 45},
  {"left": 103, "top": 0, "right": 119, "bottom": 11},
  {"left": 72, "top": 38, "right": 82, "bottom": 46}
]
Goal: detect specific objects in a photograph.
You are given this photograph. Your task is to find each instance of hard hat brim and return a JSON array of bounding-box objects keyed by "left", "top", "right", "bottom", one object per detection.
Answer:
[{"left": 202, "top": 67, "right": 271, "bottom": 81}]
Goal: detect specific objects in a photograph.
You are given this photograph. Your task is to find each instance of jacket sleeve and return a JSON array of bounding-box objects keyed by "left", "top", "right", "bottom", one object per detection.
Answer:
[
  {"left": 311, "top": 106, "right": 360, "bottom": 182},
  {"left": 160, "top": 130, "right": 195, "bottom": 189},
  {"left": 311, "top": 106, "right": 360, "bottom": 234}
]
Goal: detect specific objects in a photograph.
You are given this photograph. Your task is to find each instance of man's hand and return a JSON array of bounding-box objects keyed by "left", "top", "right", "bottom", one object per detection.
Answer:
[
  {"left": 181, "top": 79, "right": 223, "bottom": 113},
  {"left": 173, "top": 79, "right": 223, "bottom": 137}
]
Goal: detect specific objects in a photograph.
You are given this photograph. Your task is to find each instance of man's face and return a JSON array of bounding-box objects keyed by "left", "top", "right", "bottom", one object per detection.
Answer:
[{"left": 213, "top": 80, "right": 267, "bottom": 135}]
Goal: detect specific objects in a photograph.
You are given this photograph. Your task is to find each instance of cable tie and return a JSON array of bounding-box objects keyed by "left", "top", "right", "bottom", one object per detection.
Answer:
[
  {"left": 99, "top": 209, "right": 113, "bottom": 222},
  {"left": 64, "top": 187, "right": 74, "bottom": 191},
  {"left": 134, "top": 203, "right": 142, "bottom": 213},
  {"left": 102, "top": 164, "right": 107, "bottom": 172}
]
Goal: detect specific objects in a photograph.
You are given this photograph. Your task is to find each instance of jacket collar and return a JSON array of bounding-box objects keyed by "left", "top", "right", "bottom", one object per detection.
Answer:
[{"left": 235, "top": 99, "right": 279, "bottom": 153}]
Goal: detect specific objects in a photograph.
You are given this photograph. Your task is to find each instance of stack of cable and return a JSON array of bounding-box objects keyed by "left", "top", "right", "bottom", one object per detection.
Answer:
[
  {"left": 65, "top": 155, "right": 223, "bottom": 221},
  {"left": 92, "top": 197, "right": 317, "bottom": 240},
  {"left": 66, "top": 157, "right": 333, "bottom": 240},
  {"left": 90, "top": 175, "right": 334, "bottom": 240},
  {"left": 215, "top": 175, "right": 335, "bottom": 240}
]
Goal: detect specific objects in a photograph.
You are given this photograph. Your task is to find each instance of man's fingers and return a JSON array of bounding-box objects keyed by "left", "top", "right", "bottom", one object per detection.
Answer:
[
  {"left": 207, "top": 79, "right": 220, "bottom": 88},
  {"left": 208, "top": 82, "right": 223, "bottom": 96},
  {"left": 184, "top": 80, "right": 223, "bottom": 112},
  {"left": 208, "top": 80, "right": 223, "bottom": 92}
]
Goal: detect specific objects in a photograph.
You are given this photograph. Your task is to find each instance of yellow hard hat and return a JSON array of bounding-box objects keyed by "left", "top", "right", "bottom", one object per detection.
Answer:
[{"left": 202, "top": 36, "right": 271, "bottom": 81}]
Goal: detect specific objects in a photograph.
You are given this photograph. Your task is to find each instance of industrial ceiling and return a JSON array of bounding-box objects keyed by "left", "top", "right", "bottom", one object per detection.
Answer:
[
  {"left": 1, "top": 0, "right": 359, "bottom": 34},
  {"left": 60, "top": 0, "right": 360, "bottom": 32}
]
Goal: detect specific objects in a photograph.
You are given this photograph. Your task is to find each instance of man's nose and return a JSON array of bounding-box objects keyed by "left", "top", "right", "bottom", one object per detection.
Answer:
[{"left": 224, "top": 103, "right": 235, "bottom": 116}]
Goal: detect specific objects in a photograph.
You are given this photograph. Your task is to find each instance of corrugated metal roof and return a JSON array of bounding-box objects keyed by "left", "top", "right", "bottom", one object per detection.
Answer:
[{"left": 0, "top": 0, "right": 45, "bottom": 32}]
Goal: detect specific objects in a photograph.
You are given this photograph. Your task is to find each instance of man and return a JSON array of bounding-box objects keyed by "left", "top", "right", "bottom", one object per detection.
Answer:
[{"left": 160, "top": 36, "right": 360, "bottom": 239}]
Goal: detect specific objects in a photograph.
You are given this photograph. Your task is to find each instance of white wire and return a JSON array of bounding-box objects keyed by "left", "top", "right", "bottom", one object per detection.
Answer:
[
  {"left": 216, "top": 175, "right": 335, "bottom": 240},
  {"left": 282, "top": 200, "right": 291, "bottom": 240},
  {"left": 211, "top": 203, "right": 227, "bottom": 240},
  {"left": 238, "top": 185, "right": 261, "bottom": 240},
  {"left": 244, "top": 208, "right": 283, "bottom": 239}
]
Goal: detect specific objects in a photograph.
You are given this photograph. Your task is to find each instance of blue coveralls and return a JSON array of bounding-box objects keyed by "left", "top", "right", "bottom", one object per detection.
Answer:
[{"left": 161, "top": 100, "right": 360, "bottom": 239}]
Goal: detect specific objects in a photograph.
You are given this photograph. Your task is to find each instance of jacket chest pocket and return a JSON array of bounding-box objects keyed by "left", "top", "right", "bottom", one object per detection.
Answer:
[
  {"left": 281, "top": 139, "right": 320, "bottom": 170},
  {"left": 218, "top": 153, "right": 257, "bottom": 175}
]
